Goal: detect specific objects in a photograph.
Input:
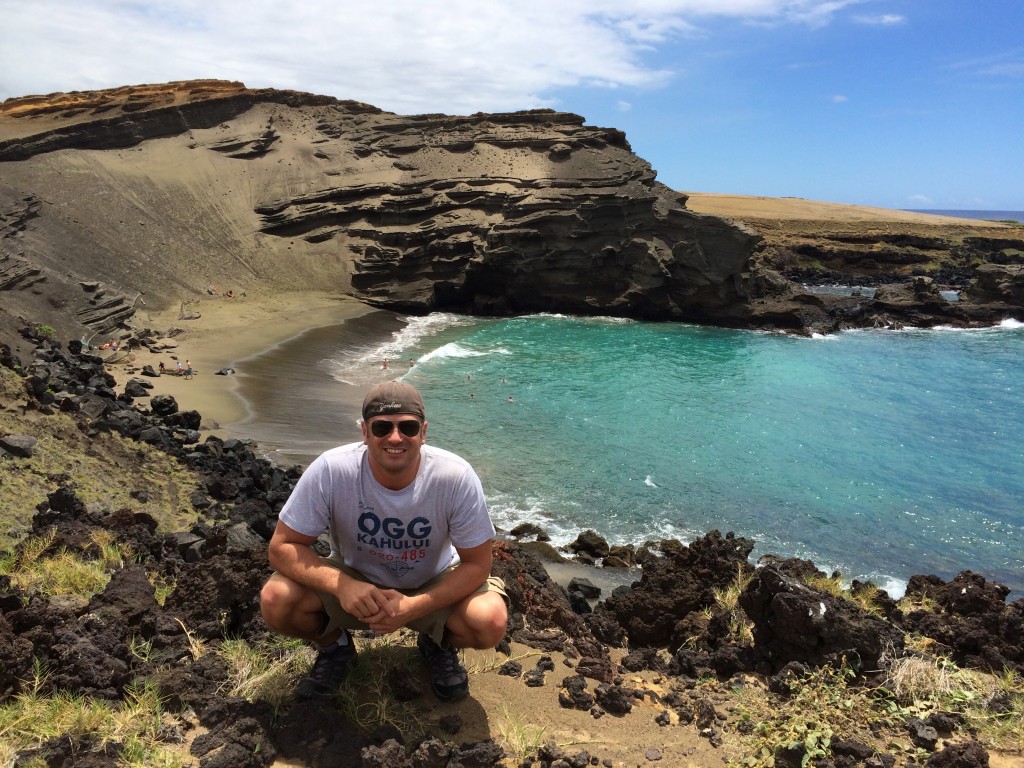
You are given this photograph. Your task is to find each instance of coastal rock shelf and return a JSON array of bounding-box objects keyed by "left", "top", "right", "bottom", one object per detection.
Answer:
[{"left": 0, "top": 79, "right": 1022, "bottom": 348}]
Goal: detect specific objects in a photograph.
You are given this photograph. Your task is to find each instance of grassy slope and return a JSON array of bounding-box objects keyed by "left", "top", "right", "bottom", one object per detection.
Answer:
[{"left": 0, "top": 366, "right": 203, "bottom": 550}]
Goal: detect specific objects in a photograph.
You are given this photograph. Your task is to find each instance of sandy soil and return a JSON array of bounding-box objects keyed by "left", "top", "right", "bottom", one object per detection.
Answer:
[
  {"left": 681, "top": 192, "right": 1014, "bottom": 226},
  {"left": 441, "top": 642, "right": 717, "bottom": 767},
  {"left": 104, "top": 289, "right": 374, "bottom": 434}
]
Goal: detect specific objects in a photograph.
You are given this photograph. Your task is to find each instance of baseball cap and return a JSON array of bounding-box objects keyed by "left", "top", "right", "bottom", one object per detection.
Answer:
[{"left": 362, "top": 380, "right": 425, "bottom": 421}]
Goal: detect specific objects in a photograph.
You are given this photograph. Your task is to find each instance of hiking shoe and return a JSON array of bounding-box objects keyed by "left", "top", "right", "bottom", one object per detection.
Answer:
[
  {"left": 417, "top": 633, "right": 468, "bottom": 702},
  {"left": 297, "top": 633, "right": 357, "bottom": 699}
]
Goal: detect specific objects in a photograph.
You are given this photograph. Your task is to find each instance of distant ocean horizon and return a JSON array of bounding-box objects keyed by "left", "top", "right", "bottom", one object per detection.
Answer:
[
  {"left": 904, "top": 209, "right": 1024, "bottom": 222},
  {"left": 233, "top": 312, "right": 1024, "bottom": 600}
]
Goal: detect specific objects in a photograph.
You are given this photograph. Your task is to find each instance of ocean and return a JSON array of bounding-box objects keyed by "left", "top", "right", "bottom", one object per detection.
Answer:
[
  {"left": 233, "top": 312, "right": 1024, "bottom": 599},
  {"left": 904, "top": 209, "right": 1024, "bottom": 223}
]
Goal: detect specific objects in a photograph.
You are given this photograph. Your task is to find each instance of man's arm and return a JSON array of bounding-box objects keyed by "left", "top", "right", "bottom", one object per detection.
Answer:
[
  {"left": 366, "top": 540, "right": 493, "bottom": 634},
  {"left": 267, "top": 519, "right": 397, "bottom": 620}
]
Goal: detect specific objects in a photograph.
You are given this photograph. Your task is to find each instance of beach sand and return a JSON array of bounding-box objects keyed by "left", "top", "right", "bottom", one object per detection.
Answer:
[{"left": 107, "top": 289, "right": 377, "bottom": 438}]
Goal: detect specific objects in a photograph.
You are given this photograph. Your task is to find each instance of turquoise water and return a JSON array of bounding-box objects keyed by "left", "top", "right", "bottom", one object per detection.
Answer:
[{"left": 242, "top": 313, "right": 1024, "bottom": 597}]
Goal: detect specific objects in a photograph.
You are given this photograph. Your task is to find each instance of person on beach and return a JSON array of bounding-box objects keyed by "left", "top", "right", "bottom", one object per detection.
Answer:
[{"left": 260, "top": 381, "right": 508, "bottom": 702}]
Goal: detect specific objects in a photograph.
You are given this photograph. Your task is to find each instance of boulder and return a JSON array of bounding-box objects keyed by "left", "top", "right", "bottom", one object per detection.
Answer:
[
  {"left": 739, "top": 564, "right": 904, "bottom": 673},
  {"left": 0, "top": 434, "right": 37, "bottom": 457},
  {"left": 963, "top": 263, "right": 1024, "bottom": 307}
]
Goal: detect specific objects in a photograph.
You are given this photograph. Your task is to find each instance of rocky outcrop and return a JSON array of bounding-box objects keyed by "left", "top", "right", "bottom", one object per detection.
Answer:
[
  {"left": 741, "top": 216, "right": 1024, "bottom": 331},
  {"left": 764, "top": 227, "right": 1024, "bottom": 288},
  {"left": 738, "top": 564, "right": 904, "bottom": 673},
  {"left": 962, "top": 264, "right": 1024, "bottom": 306},
  {"left": 0, "top": 81, "right": 344, "bottom": 159},
  {"left": 0, "top": 193, "right": 44, "bottom": 291},
  {"left": 587, "top": 531, "right": 754, "bottom": 651},
  {"left": 3, "top": 333, "right": 1020, "bottom": 766},
  {"left": 899, "top": 571, "right": 1024, "bottom": 672},
  {"left": 248, "top": 107, "right": 763, "bottom": 321}
]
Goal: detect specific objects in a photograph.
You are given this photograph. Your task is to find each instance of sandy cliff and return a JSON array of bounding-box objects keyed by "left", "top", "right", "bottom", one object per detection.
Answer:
[
  {"left": 0, "top": 80, "right": 760, "bottom": 348},
  {"left": 4, "top": 79, "right": 1020, "bottom": 352}
]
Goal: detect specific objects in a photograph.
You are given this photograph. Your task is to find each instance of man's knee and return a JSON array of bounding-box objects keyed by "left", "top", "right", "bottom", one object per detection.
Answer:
[
  {"left": 465, "top": 594, "right": 509, "bottom": 649},
  {"left": 477, "top": 614, "right": 508, "bottom": 649},
  {"left": 259, "top": 577, "right": 285, "bottom": 625},
  {"left": 259, "top": 574, "right": 309, "bottom": 626}
]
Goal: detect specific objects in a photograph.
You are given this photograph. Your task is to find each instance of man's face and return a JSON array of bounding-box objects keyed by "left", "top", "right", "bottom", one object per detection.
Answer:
[{"left": 361, "top": 414, "right": 427, "bottom": 486}]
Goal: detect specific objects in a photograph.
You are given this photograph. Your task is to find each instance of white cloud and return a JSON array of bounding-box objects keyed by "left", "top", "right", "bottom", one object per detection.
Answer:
[
  {"left": 0, "top": 0, "right": 866, "bottom": 114},
  {"left": 832, "top": 94, "right": 848, "bottom": 103},
  {"left": 854, "top": 13, "right": 906, "bottom": 25},
  {"left": 907, "top": 194, "right": 934, "bottom": 206},
  {"left": 616, "top": 100, "right": 634, "bottom": 112},
  {"left": 978, "top": 62, "right": 1024, "bottom": 78},
  {"left": 945, "top": 49, "right": 1024, "bottom": 79}
]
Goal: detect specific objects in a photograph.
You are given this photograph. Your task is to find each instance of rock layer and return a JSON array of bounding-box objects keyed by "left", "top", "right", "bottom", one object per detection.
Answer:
[{"left": 0, "top": 80, "right": 761, "bottom": 344}]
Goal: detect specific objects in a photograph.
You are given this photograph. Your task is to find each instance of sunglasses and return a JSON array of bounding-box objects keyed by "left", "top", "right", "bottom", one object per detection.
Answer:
[{"left": 369, "top": 419, "right": 422, "bottom": 438}]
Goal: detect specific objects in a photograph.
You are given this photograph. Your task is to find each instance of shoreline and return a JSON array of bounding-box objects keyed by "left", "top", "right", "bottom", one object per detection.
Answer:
[
  {"left": 108, "top": 290, "right": 377, "bottom": 437},
  {"left": 104, "top": 293, "right": 1021, "bottom": 599},
  {"left": 108, "top": 293, "right": 638, "bottom": 596}
]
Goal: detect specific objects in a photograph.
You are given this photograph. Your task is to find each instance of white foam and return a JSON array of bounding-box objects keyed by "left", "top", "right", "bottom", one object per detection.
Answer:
[
  {"left": 579, "top": 315, "right": 635, "bottom": 325},
  {"left": 488, "top": 491, "right": 698, "bottom": 551},
  {"left": 877, "top": 575, "right": 908, "bottom": 599},
  {"left": 354, "top": 313, "right": 475, "bottom": 365},
  {"left": 920, "top": 318, "right": 1024, "bottom": 334},
  {"left": 417, "top": 342, "right": 488, "bottom": 363},
  {"left": 644, "top": 475, "right": 658, "bottom": 488},
  {"left": 322, "top": 312, "right": 481, "bottom": 383}
]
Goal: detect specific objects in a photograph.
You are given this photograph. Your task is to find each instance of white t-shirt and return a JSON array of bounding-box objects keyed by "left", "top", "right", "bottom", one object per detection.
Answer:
[{"left": 279, "top": 443, "right": 495, "bottom": 589}]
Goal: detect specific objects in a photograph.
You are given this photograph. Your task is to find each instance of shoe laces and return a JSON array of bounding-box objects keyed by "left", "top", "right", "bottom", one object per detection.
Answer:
[
  {"left": 430, "top": 646, "right": 466, "bottom": 683},
  {"left": 308, "top": 642, "right": 352, "bottom": 680}
]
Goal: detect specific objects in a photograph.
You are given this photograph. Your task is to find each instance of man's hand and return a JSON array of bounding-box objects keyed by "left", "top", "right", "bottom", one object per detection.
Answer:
[
  {"left": 339, "top": 580, "right": 398, "bottom": 622},
  {"left": 366, "top": 592, "right": 427, "bottom": 635}
]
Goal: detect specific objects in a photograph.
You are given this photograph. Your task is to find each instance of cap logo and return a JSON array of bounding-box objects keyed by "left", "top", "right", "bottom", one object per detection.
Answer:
[{"left": 361, "top": 381, "right": 426, "bottom": 421}]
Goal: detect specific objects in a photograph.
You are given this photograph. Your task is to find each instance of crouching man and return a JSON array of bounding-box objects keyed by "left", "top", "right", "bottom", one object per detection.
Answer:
[{"left": 260, "top": 381, "right": 508, "bottom": 701}]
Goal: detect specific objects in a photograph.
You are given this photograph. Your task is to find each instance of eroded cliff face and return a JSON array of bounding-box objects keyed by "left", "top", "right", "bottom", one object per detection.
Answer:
[
  {"left": 0, "top": 80, "right": 761, "bottom": 342},
  {"left": 251, "top": 108, "right": 764, "bottom": 321}
]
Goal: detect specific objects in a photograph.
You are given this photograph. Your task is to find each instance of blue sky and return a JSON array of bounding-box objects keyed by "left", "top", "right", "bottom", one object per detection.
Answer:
[{"left": 1, "top": 0, "right": 1021, "bottom": 210}]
